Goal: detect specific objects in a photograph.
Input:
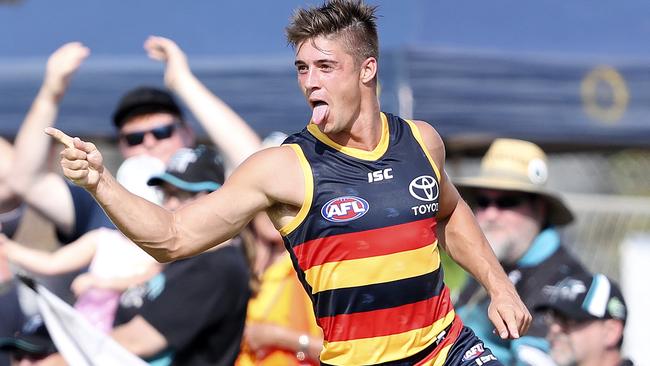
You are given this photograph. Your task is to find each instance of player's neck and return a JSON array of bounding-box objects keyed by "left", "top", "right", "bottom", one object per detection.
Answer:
[{"left": 328, "top": 99, "right": 381, "bottom": 151}]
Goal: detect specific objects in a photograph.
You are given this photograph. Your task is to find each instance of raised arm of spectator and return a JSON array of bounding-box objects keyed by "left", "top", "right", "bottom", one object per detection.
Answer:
[
  {"left": 10, "top": 42, "right": 90, "bottom": 233},
  {"left": 144, "top": 36, "right": 261, "bottom": 168},
  {"left": 0, "top": 138, "right": 22, "bottom": 214},
  {"left": 0, "top": 231, "right": 96, "bottom": 276}
]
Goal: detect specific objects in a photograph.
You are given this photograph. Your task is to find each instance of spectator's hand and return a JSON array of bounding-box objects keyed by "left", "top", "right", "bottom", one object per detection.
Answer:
[
  {"left": 44, "top": 128, "right": 104, "bottom": 191},
  {"left": 144, "top": 35, "right": 191, "bottom": 91},
  {"left": 244, "top": 323, "right": 280, "bottom": 355},
  {"left": 70, "top": 272, "right": 100, "bottom": 297},
  {"left": 487, "top": 288, "right": 532, "bottom": 339},
  {"left": 42, "top": 42, "right": 90, "bottom": 101}
]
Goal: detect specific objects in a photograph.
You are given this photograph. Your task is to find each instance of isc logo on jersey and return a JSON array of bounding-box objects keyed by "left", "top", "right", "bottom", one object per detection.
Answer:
[{"left": 321, "top": 196, "right": 369, "bottom": 222}]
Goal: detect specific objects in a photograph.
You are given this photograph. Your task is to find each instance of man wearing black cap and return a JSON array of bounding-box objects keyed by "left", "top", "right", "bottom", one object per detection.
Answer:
[
  {"left": 10, "top": 36, "right": 259, "bottom": 243},
  {"left": 537, "top": 273, "right": 633, "bottom": 366},
  {"left": 108, "top": 145, "right": 251, "bottom": 366}
]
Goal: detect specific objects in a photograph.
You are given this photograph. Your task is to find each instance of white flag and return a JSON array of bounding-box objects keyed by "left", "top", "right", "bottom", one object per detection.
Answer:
[{"left": 21, "top": 276, "right": 147, "bottom": 366}]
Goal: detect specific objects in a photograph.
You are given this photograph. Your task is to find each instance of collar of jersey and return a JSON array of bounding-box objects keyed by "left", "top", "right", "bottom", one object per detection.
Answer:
[{"left": 306, "top": 112, "right": 389, "bottom": 161}]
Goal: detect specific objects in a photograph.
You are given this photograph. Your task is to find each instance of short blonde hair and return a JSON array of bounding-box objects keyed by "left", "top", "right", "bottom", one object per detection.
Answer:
[{"left": 285, "top": 0, "right": 379, "bottom": 63}]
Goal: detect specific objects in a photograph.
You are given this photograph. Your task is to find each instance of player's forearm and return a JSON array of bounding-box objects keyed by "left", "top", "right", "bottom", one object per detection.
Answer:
[
  {"left": 90, "top": 171, "right": 181, "bottom": 263},
  {"left": 172, "top": 72, "right": 261, "bottom": 167},
  {"left": 438, "top": 201, "right": 513, "bottom": 297}
]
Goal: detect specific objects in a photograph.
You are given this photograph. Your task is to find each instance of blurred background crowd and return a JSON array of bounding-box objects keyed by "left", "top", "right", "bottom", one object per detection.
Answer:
[{"left": 0, "top": 0, "right": 648, "bottom": 365}]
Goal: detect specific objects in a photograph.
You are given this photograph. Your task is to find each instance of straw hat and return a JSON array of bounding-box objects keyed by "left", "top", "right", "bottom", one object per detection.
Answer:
[{"left": 454, "top": 138, "right": 573, "bottom": 226}]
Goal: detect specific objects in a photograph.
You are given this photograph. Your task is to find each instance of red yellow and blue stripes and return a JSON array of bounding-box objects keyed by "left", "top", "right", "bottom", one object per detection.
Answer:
[
  {"left": 281, "top": 112, "right": 461, "bottom": 365},
  {"left": 288, "top": 219, "right": 458, "bottom": 364}
]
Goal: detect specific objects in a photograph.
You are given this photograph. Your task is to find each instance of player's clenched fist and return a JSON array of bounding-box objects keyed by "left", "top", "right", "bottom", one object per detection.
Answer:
[{"left": 45, "top": 127, "right": 104, "bottom": 190}]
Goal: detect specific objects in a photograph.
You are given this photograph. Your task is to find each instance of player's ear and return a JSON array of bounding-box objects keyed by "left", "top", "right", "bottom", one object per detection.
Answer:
[{"left": 360, "top": 57, "right": 377, "bottom": 84}]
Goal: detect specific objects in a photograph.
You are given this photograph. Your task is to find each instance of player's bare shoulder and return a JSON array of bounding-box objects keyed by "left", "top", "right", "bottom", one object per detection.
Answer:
[
  {"left": 412, "top": 119, "right": 445, "bottom": 168},
  {"left": 229, "top": 145, "right": 305, "bottom": 209}
]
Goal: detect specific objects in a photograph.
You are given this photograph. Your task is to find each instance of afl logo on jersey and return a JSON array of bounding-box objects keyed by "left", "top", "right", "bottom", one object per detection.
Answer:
[
  {"left": 321, "top": 196, "right": 370, "bottom": 222},
  {"left": 409, "top": 175, "right": 439, "bottom": 202}
]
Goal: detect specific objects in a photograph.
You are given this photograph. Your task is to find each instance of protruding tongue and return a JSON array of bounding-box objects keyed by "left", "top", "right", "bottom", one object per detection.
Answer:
[{"left": 311, "top": 103, "right": 329, "bottom": 125}]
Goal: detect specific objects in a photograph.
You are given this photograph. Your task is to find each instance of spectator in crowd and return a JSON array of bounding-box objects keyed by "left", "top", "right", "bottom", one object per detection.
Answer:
[
  {"left": 454, "top": 138, "right": 590, "bottom": 365},
  {"left": 0, "top": 315, "right": 58, "bottom": 366},
  {"left": 0, "top": 139, "right": 25, "bottom": 366},
  {"left": 38, "top": 146, "right": 253, "bottom": 366},
  {"left": 10, "top": 37, "right": 260, "bottom": 245},
  {"left": 537, "top": 273, "right": 633, "bottom": 366},
  {"left": 237, "top": 132, "right": 323, "bottom": 366},
  {"left": 112, "top": 146, "right": 252, "bottom": 365},
  {"left": 0, "top": 228, "right": 159, "bottom": 334},
  {"left": 0, "top": 250, "right": 24, "bottom": 366},
  {"left": 0, "top": 138, "right": 25, "bottom": 239},
  {"left": 0, "top": 156, "right": 164, "bottom": 333}
]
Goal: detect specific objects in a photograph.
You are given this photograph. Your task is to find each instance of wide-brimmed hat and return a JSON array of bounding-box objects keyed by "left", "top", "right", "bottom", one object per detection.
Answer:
[{"left": 455, "top": 138, "right": 573, "bottom": 226}]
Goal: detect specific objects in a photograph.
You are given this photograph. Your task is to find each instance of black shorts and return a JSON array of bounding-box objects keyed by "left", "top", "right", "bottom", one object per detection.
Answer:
[{"left": 440, "top": 326, "right": 502, "bottom": 366}]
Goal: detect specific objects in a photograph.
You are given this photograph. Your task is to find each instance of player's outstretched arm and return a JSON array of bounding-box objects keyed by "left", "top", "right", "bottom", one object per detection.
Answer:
[
  {"left": 413, "top": 120, "right": 532, "bottom": 340},
  {"left": 45, "top": 128, "right": 299, "bottom": 263}
]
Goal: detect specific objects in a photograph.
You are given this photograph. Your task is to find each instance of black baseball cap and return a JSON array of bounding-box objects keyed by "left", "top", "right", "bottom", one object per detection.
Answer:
[
  {"left": 112, "top": 86, "right": 184, "bottom": 128},
  {"left": 0, "top": 315, "right": 56, "bottom": 357},
  {"left": 147, "top": 145, "right": 225, "bottom": 193},
  {"left": 536, "top": 272, "right": 627, "bottom": 324}
]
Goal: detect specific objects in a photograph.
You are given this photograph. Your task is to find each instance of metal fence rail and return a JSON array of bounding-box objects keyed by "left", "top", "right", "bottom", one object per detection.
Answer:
[{"left": 563, "top": 193, "right": 650, "bottom": 281}]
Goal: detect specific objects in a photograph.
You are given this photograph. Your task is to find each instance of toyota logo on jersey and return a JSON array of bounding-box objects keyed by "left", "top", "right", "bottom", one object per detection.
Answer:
[
  {"left": 409, "top": 175, "right": 439, "bottom": 202},
  {"left": 321, "top": 196, "right": 370, "bottom": 222}
]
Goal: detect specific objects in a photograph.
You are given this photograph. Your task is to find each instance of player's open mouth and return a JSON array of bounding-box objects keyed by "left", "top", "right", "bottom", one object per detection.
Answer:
[{"left": 311, "top": 101, "right": 329, "bottom": 125}]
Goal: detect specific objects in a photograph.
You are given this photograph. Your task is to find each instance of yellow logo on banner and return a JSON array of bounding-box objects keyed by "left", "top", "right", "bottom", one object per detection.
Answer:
[{"left": 581, "top": 66, "right": 629, "bottom": 124}]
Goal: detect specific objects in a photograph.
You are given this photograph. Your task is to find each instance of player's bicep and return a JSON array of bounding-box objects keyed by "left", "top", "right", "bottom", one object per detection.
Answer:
[
  {"left": 171, "top": 147, "right": 297, "bottom": 257},
  {"left": 436, "top": 170, "right": 464, "bottom": 220},
  {"left": 412, "top": 121, "right": 462, "bottom": 220}
]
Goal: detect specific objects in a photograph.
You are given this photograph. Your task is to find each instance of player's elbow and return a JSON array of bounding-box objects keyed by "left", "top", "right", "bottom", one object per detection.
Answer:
[{"left": 149, "top": 244, "right": 185, "bottom": 263}]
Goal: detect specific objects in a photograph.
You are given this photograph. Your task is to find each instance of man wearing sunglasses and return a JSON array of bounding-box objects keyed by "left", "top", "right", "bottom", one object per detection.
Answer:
[
  {"left": 454, "top": 138, "right": 590, "bottom": 366},
  {"left": 10, "top": 37, "right": 260, "bottom": 244}
]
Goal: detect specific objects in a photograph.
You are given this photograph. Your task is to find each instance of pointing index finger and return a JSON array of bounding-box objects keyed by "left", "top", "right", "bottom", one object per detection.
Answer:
[{"left": 44, "top": 127, "right": 75, "bottom": 149}]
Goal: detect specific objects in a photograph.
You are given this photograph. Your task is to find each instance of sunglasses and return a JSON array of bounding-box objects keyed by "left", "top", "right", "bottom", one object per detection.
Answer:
[
  {"left": 120, "top": 123, "right": 179, "bottom": 147},
  {"left": 543, "top": 311, "right": 594, "bottom": 332},
  {"left": 474, "top": 194, "right": 530, "bottom": 210}
]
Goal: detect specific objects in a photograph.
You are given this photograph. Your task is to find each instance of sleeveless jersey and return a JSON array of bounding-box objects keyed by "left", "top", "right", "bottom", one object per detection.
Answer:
[{"left": 280, "top": 113, "right": 462, "bottom": 365}]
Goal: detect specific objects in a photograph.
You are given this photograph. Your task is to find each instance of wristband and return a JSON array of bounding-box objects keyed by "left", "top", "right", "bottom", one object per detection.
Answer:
[{"left": 296, "top": 334, "right": 309, "bottom": 361}]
